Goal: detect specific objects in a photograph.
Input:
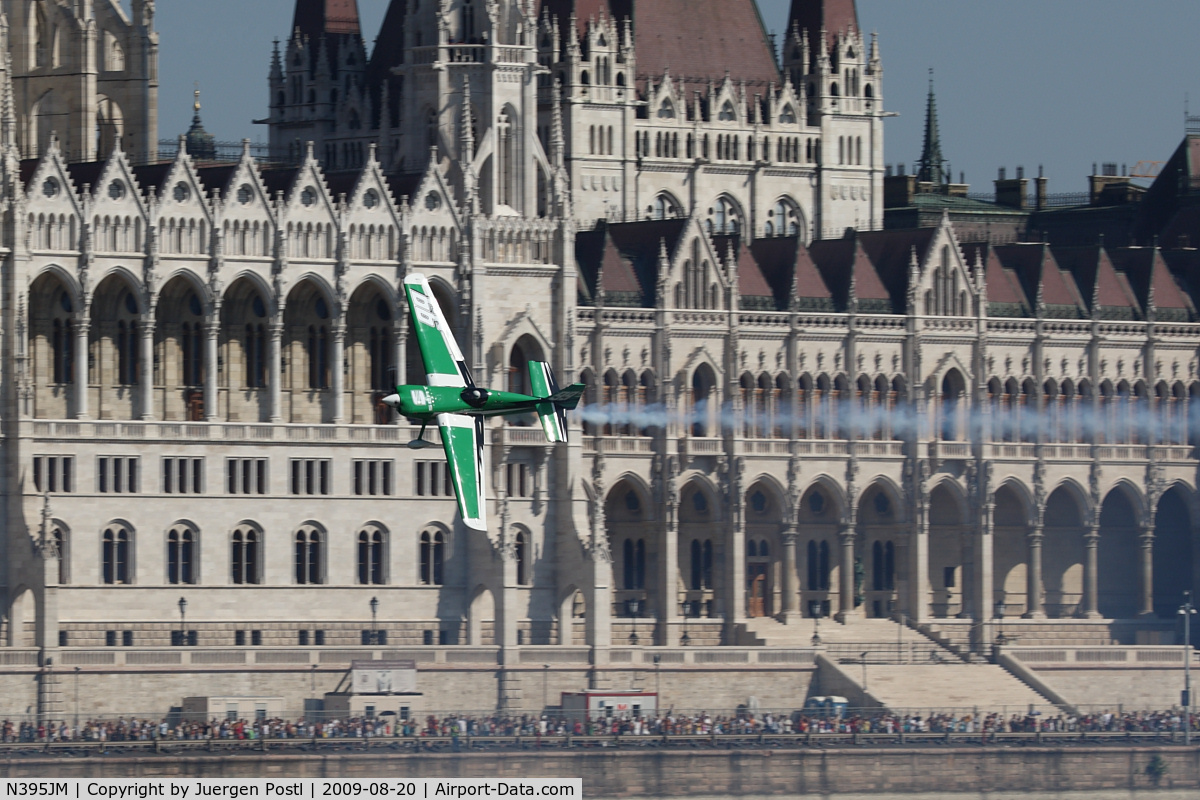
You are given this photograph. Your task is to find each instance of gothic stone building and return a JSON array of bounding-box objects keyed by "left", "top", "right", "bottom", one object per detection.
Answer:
[{"left": 0, "top": 0, "right": 1197, "bottom": 714}]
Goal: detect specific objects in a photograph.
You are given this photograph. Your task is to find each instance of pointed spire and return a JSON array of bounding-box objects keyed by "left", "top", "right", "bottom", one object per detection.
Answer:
[
  {"left": 460, "top": 75, "right": 474, "bottom": 161},
  {"left": 270, "top": 38, "right": 284, "bottom": 80},
  {"left": 916, "top": 68, "right": 946, "bottom": 185},
  {"left": 0, "top": 15, "right": 15, "bottom": 151},
  {"left": 551, "top": 79, "right": 565, "bottom": 169}
]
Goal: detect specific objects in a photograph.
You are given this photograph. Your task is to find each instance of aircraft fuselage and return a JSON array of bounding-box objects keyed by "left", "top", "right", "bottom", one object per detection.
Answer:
[{"left": 390, "top": 384, "right": 541, "bottom": 421}]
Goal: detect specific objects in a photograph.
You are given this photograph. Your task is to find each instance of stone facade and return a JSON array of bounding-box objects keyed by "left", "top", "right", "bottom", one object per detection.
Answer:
[{"left": 0, "top": 0, "right": 1195, "bottom": 719}]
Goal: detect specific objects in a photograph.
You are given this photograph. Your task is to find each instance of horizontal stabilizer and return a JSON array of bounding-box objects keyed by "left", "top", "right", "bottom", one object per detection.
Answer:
[{"left": 544, "top": 383, "right": 585, "bottom": 410}]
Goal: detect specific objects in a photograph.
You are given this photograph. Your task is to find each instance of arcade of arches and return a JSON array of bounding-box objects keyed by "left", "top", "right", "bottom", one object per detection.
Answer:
[
  {"left": 605, "top": 474, "right": 1197, "bottom": 644},
  {"left": 25, "top": 269, "right": 438, "bottom": 425}
]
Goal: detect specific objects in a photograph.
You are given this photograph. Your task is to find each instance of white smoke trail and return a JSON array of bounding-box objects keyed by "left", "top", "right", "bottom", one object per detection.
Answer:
[{"left": 573, "top": 398, "right": 1194, "bottom": 445}]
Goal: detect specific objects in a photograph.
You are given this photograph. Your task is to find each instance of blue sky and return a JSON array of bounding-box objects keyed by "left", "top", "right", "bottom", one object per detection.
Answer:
[{"left": 158, "top": 1, "right": 1200, "bottom": 194}]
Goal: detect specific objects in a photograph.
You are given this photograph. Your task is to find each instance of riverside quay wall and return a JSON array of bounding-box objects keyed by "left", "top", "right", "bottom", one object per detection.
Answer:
[{"left": 0, "top": 747, "right": 1199, "bottom": 797}]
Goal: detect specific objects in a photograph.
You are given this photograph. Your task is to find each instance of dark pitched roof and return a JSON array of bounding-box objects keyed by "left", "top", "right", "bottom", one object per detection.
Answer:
[
  {"left": 856, "top": 227, "right": 937, "bottom": 311},
  {"left": 995, "top": 243, "right": 1086, "bottom": 317},
  {"left": 64, "top": 161, "right": 106, "bottom": 194},
  {"left": 293, "top": 0, "right": 361, "bottom": 37},
  {"left": 750, "top": 235, "right": 833, "bottom": 310},
  {"left": 712, "top": 233, "right": 773, "bottom": 308},
  {"left": 633, "top": 0, "right": 778, "bottom": 90},
  {"left": 195, "top": 164, "right": 240, "bottom": 197},
  {"left": 323, "top": 170, "right": 359, "bottom": 200},
  {"left": 1052, "top": 245, "right": 1140, "bottom": 318},
  {"left": 131, "top": 162, "right": 173, "bottom": 197},
  {"left": 575, "top": 219, "right": 688, "bottom": 307},
  {"left": 809, "top": 235, "right": 890, "bottom": 312},
  {"left": 20, "top": 158, "right": 38, "bottom": 186},
  {"left": 540, "top": 0, "right": 632, "bottom": 38},
  {"left": 259, "top": 166, "right": 301, "bottom": 198},
  {"left": 1109, "top": 247, "right": 1195, "bottom": 320},
  {"left": 788, "top": 0, "right": 859, "bottom": 49},
  {"left": 383, "top": 171, "right": 424, "bottom": 204},
  {"left": 962, "top": 242, "right": 1030, "bottom": 316}
]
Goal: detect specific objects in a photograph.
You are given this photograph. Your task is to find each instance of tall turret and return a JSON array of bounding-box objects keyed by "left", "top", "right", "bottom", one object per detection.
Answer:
[{"left": 916, "top": 70, "right": 947, "bottom": 186}]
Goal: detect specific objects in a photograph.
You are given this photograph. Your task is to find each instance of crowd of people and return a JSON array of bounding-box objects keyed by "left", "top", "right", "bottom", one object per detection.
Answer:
[{"left": 0, "top": 707, "right": 1197, "bottom": 745}]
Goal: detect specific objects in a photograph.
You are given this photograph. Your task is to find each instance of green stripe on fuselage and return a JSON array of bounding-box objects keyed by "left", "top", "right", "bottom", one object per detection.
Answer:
[{"left": 394, "top": 384, "right": 541, "bottom": 419}]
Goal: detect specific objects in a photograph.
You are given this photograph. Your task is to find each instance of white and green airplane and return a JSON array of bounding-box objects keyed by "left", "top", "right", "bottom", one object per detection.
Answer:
[{"left": 382, "top": 274, "right": 584, "bottom": 531}]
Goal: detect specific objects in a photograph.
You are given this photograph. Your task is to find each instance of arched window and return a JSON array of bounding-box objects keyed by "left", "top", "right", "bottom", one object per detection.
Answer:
[
  {"left": 766, "top": 198, "right": 800, "bottom": 237},
  {"left": 818, "top": 540, "right": 831, "bottom": 590},
  {"left": 807, "top": 540, "right": 819, "bottom": 590},
  {"left": 167, "top": 527, "right": 195, "bottom": 585},
  {"left": 884, "top": 541, "right": 895, "bottom": 590},
  {"left": 658, "top": 100, "right": 675, "bottom": 119},
  {"left": 420, "top": 529, "right": 445, "bottom": 585},
  {"left": 703, "top": 539, "right": 714, "bottom": 589},
  {"left": 245, "top": 323, "right": 266, "bottom": 388},
  {"left": 652, "top": 193, "right": 682, "bottom": 220},
  {"left": 52, "top": 315, "right": 74, "bottom": 384},
  {"left": 623, "top": 538, "right": 635, "bottom": 589},
  {"left": 708, "top": 196, "right": 741, "bottom": 234},
  {"left": 102, "top": 526, "right": 131, "bottom": 585},
  {"left": 358, "top": 527, "right": 385, "bottom": 585},
  {"left": 369, "top": 325, "right": 393, "bottom": 391},
  {"left": 718, "top": 101, "right": 736, "bottom": 121},
  {"left": 307, "top": 324, "right": 329, "bottom": 389},
  {"left": 294, "top": 527, "right": 323, "bottom": 584},
  {"left": 181, "top": 321, "right": 203, "bottom": 386},
  {"left": 231, "top": 527, "right": 260, "bottom": 585},
  {"left": 116, "top": 319, "right": 138, "bottom": 385},
  {"left": 515, "top": 530, "right": 529, "bottom": 585},
  {"left": 690, "top": 539, "right": 703, "bottom": 590},
  {"left": 779, "top": 105, "right": 796, "bottom": 124},
  {"left": 497, "top": 109, "right": 515, "bottom": 208},
  {"left": 52, "top": 526, "right": 68, "bottom": 584}
]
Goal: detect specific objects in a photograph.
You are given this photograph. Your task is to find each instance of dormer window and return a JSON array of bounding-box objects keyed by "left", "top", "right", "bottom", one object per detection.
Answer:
[
  {"left": 779, "top": 105, "right": 796, "bottom": 124},
  {"left": 718, "top": 101, "right": 735, "bottom": 122},
  {"left": 657, "top": 100, "right": 675, "bottom": 120}
]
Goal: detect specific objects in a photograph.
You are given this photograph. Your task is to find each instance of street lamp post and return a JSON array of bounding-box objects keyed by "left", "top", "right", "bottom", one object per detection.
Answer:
[
  {"left": 370, "top": 596, "right": 380, "bottom": 645},
  {"left": 861, "top": 651, "right": 869, "bottom": 700},
  {"left": 811, "top": 602, "right": 822, "bottom": 647},
  {"left": 177, "top": 597, "right": 188, "bottom": 646},
  {"left": 73, "top": 666, "right": 80, "bottom": 728},
  {"left": 994, "top": 600, "right": 1008, "bottom": 650},
  {"left": 542, "top": 664, "right": 550, "bottom": 710},
  {"left": 1181, "top": 591, "right": 1196, "bottom": 745},
  {"left": 653, "top": 655, "right": 661, "bottom": 699}
]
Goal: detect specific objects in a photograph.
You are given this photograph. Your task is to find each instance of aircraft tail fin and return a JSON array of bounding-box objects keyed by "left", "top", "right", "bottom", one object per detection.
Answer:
[{"left": 528, "top": 361, "right": 571, "bottom": 443}]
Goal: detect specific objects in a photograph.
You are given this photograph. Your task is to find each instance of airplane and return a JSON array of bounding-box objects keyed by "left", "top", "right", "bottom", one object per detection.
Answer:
[{"left": 383, "top": 273, "right": 584, "bottom": 531}]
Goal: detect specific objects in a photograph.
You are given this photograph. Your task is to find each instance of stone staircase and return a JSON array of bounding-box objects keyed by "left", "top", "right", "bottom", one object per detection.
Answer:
[
  {"left": 737, "top": 616, "right": 1064, "bottom": 713},
  {"left": 738, "top": 616, "right": 964, "bottom": 664},
  {"left": 849, "top": 663, "right": 1057, "bottom": 714}
]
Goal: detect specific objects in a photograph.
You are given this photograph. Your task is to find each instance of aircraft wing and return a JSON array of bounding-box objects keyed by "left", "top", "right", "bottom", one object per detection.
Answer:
[
  {"left": 437, "top": 413, "right": 487, "bottom": 531},
  {"left": 404, "top": 274, "right": 472, "bottom": 388}
]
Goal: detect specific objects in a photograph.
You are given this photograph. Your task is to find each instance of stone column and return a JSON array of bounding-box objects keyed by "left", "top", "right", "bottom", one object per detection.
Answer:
[
  {"left": 835, "top": 525, "right": 856, "bottom": 622},
  {"left": 586, "top": 549, "right": 612, "bottom": 650},
  {"left": 908, "top": 520, "right": 930, "bottom": 623},
  {"left": 138, "top": 315, "right": 155, "bottom": 420},
  {"left": 1138, "top": 524, "right": 1155, "bottom": 616},
  {"left": 973, "top": 506, "right": 996, "bottom": 649},
  {"left": 660, "top": 518, "right": 678, "bottom": 645},
  {"left": 268, "top": 320, "right": 283, "bottom": 423},
  {"left": 393, "top": 316, "right": 407, "bottom": 389},
  {"left": 203, "top": 316, "right": 219, "bottom": 421},
  {"left": 73, "top": 314, "right": 90, "bottom": 420},
  {"left": 1082, "top": 525, "right": 1100, "bottom": 618},
  {"left": 1024, "top": 526, "right": 1045, "bottom": 618},
  {"left": 782, "top": 530, "right": 800, "bottom": 621},
  {"left": 725, "top": 510, "right": 746, "bottom": 639},
  {"left": 331, "top": 318, "right": 345, "bottom": 424}
]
